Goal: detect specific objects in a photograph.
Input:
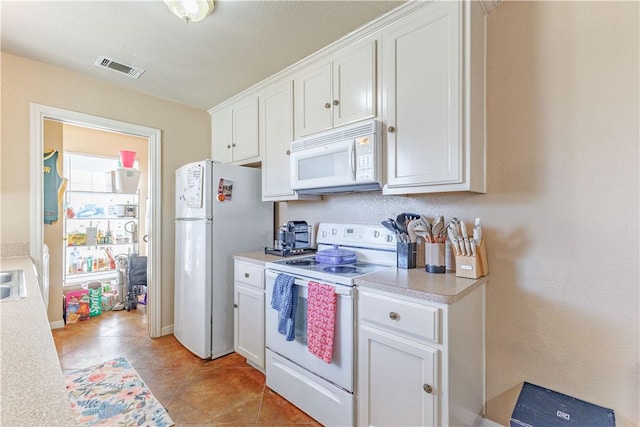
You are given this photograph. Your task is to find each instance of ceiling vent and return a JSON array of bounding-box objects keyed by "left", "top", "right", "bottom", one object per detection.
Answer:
[{"left": 94, "top": 56, "right": 144, "bottom": 79}]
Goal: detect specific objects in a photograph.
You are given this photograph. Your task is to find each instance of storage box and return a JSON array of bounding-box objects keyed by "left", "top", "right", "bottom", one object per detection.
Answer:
[
  {"left": 65, "top": 290, "right": 90, "bottom": 323},
  {"left": 511, "top": 382, "right": 615, "bottom": 427},
  {"left": 101, "top": 291, "right": 119, "bottom": 311},
  {"left": 114, "top": 168, "right": 141, "bottom": 194},
  {"left": 115, "top": 204, "right": 137, "bottom": 218},
  {"left": 87, "top": 282, "right": 102, "bottom": 317}
]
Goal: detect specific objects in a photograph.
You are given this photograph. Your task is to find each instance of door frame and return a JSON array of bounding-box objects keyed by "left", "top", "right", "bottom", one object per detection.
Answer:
[{"left": 30, "top": 103, "right": 162, "bottom": 338}]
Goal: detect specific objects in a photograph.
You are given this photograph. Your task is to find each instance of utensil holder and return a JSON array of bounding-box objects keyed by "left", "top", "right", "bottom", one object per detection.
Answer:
[
  {"left": 455, "top": 241, "right": 489, "bottom": 279},
  {"left": 425, "top": 243, "right": 445, "bottom": 274},
  {"left": 397, "top": 242, "right": 416, "bottom": 269}
]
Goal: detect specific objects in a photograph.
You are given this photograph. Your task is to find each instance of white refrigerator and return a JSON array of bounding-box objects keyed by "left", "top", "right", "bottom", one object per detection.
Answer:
[{"left": 174, "top": 160, "right": 273, "bottom": 359}]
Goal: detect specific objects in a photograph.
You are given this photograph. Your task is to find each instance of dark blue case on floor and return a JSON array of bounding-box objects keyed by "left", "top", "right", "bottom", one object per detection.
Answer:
[{"left": 510, "top": 382, "right": 615, "bottom": 427}]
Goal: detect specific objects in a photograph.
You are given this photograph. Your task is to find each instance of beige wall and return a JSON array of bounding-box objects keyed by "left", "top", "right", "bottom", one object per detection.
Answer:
[
  {"left": 0, "top": 52, "right": 211, "bottom": 331},
  {"left": 282, "top": 1, "right": 639, "bottom": 425},
  {"left": 42, "top": 120, "right": 65, "bottom": 325}
]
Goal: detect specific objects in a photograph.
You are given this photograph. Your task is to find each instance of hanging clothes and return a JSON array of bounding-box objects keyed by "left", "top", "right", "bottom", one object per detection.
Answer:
[{"left": 43, "top": 149, "right": 67, "bottom": 225}]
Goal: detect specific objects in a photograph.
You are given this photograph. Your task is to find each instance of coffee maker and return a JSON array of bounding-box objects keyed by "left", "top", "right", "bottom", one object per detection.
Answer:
[{"left": 277, "top": 221, "right": 311, "bottom": 250}]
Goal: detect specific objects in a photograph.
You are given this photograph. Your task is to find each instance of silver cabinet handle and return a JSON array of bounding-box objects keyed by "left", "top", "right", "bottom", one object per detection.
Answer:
[
  {"left": 232, "top": 143, "right": 236, "bottom": 147},
  {"left": 423, "top": 384, "right": 433, "bottom": 394},
  {"left": 333, "top": 100, "right": 339, "bottom": 106},
  {"left": 389, "top": 312, "right": 399, "bottom": 320},
  {"left": 388, "top": 126, "right": 396, "bottom": 133},
  {"left": 286, "top": 150, "right": 291, "bottom": 155},
  {"left": 233, "top": 303, "right": 238, "bottom": 308},
  {"left": 227, "top": 145, "right": 231, "bottom": 149},
  {"left": 324, "top": 102, "right": 331, "bottom": 109},
  {"left": 244, "top": 272, "right": 249, "bottom": 278}
]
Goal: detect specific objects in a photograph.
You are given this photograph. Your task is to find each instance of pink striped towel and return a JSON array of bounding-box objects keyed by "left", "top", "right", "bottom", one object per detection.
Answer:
[{"left": 307, "top": 281, "right": 337, "bottom": 363}]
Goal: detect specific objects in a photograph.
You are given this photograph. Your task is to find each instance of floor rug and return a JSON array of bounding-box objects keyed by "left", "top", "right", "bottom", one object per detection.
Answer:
[{"left": 65, "top": 356, "right": 174, "bottom": 427}]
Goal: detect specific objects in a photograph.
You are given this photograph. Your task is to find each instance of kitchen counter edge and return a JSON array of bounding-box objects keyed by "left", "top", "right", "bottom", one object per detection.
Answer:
[
  {"left": 0, "top": 256, "right": 76, "bottom": 426},
  {"left": 355, "top": 268, "right": 488, "bottom": 305}
]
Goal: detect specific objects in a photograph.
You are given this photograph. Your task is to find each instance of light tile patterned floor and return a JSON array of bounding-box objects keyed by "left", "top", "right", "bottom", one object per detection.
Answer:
[{"left": 52, "top": 306, "right": 321, "bottom": 427}]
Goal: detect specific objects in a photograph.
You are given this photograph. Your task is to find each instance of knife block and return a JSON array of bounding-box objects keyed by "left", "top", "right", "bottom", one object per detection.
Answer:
[{"left": 455, "top": 241, "right": 488, "bottom": 279}]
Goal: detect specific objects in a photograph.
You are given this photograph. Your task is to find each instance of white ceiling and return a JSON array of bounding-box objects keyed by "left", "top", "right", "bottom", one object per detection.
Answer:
[{"left": 1, "top": 0, "right": 404, "bottom": 110}]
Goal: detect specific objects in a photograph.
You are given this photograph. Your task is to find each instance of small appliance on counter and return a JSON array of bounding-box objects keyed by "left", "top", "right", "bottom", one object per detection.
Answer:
[{"left": 264, "top": 220, "right": 316, "bottom": 257}]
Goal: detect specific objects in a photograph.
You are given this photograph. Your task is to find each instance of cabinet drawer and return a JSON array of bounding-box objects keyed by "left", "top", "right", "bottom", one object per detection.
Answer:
[
  {"left": 359, "top": 291, "right": 440, "bottom": 344},
  {"left": 234, "top": 262, "right": 264, "bottom": 289}
]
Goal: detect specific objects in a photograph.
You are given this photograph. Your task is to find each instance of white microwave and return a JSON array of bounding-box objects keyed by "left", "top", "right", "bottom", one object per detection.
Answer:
[{"left": 290, "top": 120, "right": 382, "bottom": 195}]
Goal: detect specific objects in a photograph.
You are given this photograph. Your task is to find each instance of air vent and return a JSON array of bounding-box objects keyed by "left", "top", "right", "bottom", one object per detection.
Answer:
[
  {"left": 292, "top": 120, "right": 380, "bottom": 152},
  {"left": 94, "top": 56, "right": 145, "bottom": 79}
]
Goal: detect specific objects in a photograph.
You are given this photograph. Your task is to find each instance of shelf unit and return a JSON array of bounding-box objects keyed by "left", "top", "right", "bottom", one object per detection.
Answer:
[{"left": 63, "top": 190, "right": 139, "bottom": 285}]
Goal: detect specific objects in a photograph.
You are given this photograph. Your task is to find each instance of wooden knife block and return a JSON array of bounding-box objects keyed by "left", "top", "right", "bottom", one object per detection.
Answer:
[{"left": 455, "top": 241, "right": 488, "bottom": 279}]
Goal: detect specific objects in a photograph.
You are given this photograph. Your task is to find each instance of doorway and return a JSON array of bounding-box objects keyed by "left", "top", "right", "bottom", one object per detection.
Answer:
[{"left": 30, "top": 104, "right": 162, "bottom": 338}]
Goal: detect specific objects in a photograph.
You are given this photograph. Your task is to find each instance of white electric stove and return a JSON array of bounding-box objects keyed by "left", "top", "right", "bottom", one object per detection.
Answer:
[{"left": 265, "top": 223, "right": 397, "bottom": 427}]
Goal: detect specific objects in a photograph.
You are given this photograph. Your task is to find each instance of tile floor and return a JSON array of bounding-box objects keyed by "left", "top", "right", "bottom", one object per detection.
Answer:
[{"left": 52, "top": 306, "right": 321, "bottom": 427}]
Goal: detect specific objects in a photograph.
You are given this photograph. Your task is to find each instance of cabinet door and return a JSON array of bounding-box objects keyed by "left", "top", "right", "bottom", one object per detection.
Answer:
[
  {"left": 332, "top": 39, "right": 377, "bottom": 128},
  {"left": 232, "top": 96, "right": 260, "bottom": 163},
  {"left": 358, "top": 324, "right": 438, "bottom": 427},
  {"left": 211, "top": 108, "right": 233, "bottom": 163},
  {"left": 294, "top": 61, "right": 332, "bottom": 138},
  {"left": 234, "top": 283, "right": 265, "bottom": 369},
  {"left": 261, "top": 81, "right": 295, "bottom": 199},
  {"left": 383, "top": 1, "right": 461, "bottom": 190}
]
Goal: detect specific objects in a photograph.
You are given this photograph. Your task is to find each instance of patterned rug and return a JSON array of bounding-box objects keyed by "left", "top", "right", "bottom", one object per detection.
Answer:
[{"left": 65, "top": 356, "right": 174, "bottom": 427}]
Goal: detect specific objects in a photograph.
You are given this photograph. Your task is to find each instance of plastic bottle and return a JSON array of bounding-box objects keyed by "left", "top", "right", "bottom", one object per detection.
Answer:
[
  {"left": 70, "top": 248, "right": 80, "bottom": 274},
  {"left": 86, "top": 253, "right": 93, "bottom": 272},
  {"left": 105, "top": 221, "right": 113, "bottom": 244}
]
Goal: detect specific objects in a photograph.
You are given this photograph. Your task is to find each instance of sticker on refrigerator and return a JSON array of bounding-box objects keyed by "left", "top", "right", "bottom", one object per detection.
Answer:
[
  {"left": 217, "top": 179, "right": 233, "bottom": 202},
  {"left": 185, "top": 165, "right": 203, "bottom": 208}
]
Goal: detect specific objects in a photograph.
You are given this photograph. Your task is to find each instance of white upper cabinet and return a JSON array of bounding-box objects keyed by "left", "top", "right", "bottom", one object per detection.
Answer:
[
  {"left": 260, "top": 81, "right": 321, "bottom": 201},
  {"left": 211, "top": 95, "right": 260, "bottom": 165},
  {"left": 260, "top": 81, "right": 294, "bottom": 200},
  {"left": 294, "top": 38, "right": 377, "bottom": 139},
  {"left": 382, "top": 1, "right": 486, "bottom": 194}
]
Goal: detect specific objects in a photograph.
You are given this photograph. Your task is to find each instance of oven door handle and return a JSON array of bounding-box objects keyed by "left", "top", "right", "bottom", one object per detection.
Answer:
[{"left": 266, "top": 270, "right": 352, "bottom": 296}]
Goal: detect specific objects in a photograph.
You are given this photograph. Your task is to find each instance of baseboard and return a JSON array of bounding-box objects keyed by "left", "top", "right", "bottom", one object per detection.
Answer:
[
  {"left": 161, "top": 324, "right": 174, "bottom": 336},
  {"left": 50, "top": 320, "right": 65, "bottom": 329},
  {"left": 477, "top": 417, "right": 505, "bottom": 427}
]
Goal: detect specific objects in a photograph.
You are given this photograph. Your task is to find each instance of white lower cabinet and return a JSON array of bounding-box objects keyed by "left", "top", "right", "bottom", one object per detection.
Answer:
[
  {"left": 233, "top": 260, "right": 265, "bottom": 371},
  {"left": 357, "top": 285, "right": 486, "bottom": 427},
  {"left": 359, "top": 324, "right": 438, "bottom": 426}
]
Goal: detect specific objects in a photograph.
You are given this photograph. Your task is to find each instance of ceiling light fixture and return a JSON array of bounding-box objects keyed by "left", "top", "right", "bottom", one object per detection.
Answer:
[{"left": 163, "top": 0, "right": 214, "bottom": 23}]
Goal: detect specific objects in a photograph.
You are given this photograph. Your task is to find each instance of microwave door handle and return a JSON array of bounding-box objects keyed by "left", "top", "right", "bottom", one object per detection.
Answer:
[{"left": 350, "top": 141, "right": 356, "bottom": 181}]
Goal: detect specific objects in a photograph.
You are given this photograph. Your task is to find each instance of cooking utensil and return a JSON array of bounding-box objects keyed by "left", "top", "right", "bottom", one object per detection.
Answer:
[
  {"left": 431, "top": 217, "right": 444, "bottom": 242},
  {"left": 395, "top": 214, "right": 408, "bottom": 234},
  {"left": 381, "top": 220, "right": 396, "bottom": 234},
  {"left": 459, "top": 220, "right": 468, "bottom": 239},
  {"left": 406, "top": 218, "right": 422, "bottom": 242},
  {"left": 473, "top": 218, "right": 483, "bottom": 246}
]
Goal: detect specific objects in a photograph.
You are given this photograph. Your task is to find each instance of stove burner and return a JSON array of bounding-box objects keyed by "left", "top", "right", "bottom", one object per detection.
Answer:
[
  {"left": 285, "top": 259, "right": 319, "bottom": 266},
  {"left": 323, "top": 266, "right": 358, "bottom": 274},
  {"left": 352, "top": 262, "right": 373, "bottom": 267}
]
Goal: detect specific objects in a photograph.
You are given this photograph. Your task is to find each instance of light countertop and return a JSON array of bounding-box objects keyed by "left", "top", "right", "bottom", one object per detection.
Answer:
[
  {"left": 233, "top": 250, "right": 314, "bottom": 266},
  {"left": 0, "top": 256, "right": 76, "bottom": 426},
  {"left": 233, "top": 251, "right": 286, "bottom": 266},
  {"left": 355, "top": 268, "right": 488, "bottom": 304},
  {"left": 234, "top": 252, "right": 487, "bottom": 305}
]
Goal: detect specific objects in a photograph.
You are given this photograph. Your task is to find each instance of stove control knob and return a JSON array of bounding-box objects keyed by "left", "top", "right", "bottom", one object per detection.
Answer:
[
  {"left": 373, "top": 230, "right": 380, "bottom": 238},
  {"left": 385, "top": 234, "right": 394, "bottom": 242},
  {"left": 321, "top": 231, "right": 328, "bottom": 238},
  {"left": 332, "top": 228, "right": 338, "bottom": 235}
]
